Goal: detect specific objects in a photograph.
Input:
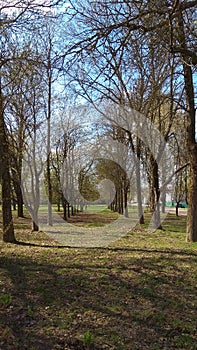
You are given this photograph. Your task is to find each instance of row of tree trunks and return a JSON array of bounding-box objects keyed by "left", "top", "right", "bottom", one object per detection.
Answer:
[
  {"left": 62, "top": 196, "right": 81, "bottom": 221},
  {"left": 109, "top": 186, "right": 129, "bottom": 217}
]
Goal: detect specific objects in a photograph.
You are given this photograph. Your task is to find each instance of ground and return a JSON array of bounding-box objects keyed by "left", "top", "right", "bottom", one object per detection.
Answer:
[{"left": 0, "top": 209, "right": 196, "bottom": 349}]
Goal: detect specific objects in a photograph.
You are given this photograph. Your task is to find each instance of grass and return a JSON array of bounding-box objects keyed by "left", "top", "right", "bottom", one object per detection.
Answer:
[
  {"left": 0, "top": 209, "right": 196, "bottom": 349},
  {"left": 67, "top": 208, "right": 119, "bottom": 227}
]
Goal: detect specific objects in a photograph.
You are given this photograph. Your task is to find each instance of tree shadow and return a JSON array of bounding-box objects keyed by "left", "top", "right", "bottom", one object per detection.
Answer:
[
  {"left": 0, "top": 246, "right": 196, "bottom": 349},
  {"left": 15, "top": 240, "right": 197, "bottom": 257}
]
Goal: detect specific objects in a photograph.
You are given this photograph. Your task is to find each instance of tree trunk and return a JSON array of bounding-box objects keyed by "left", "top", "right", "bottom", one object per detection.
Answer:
[
  {"left": 32, "top": 220, "right": 39, "bottom": 232},
  {"left": 124, "top": 185, "right": 129, "bottom": 218},
  {"left": 187, "top": 146, "right": 197, "bottom": 241},
  {"left": 1, "top": 169, "right": 16, "bottom": 242},
  {"left": 117, "top": 188, "right": 121, "bottom": 214},
  {"left": 161, "top": 191, "right": 166, "bottom": 214},
  {"left": 12, "top": 196, "right": 17, "bottom": 211},
  {"left": 176, "top": 202, "right": 179, "bottom": 217},
  {"left": 12, "top": 176, "right": 24, "bottom": 218},
  {"left": 136, "top": 168, "right": 144, "bottom": 223},
  {"left": 136, "top": 138, "right": 144, "bottom": 224},
  {"left": 136, "top": 167, "right": 145, "bottom": 224},
  {"left": 152, "top": 201, "right": 161, "bottom": 229},
  {"left": 57, "top": 200, "right": 61, "bottom": 212},
  {"left": 176, "top": 2, "right": 197, "bottom": 242},
  {"left": 46, "top": 49, "right": 53, "bottom": 226},
  {"left": 149, "top": 154, "right": 162, "bottom": 229},
  {"left": 62, "top": 197, "right": 67, "bottom": 221},
  {"left": 67, "top": 202, "right": 70, "bottom": 218},
  {"left": 46, "top": 106, "right": 53, "bottom": 226},
  {"left": 46, "top": 154, "right": 53, "bottom": 225},
  {"left": 17, "top": 191, "right": 24, "bottom": 218},
  {"left": 120, "top": 188, "right": 123, "bottom": 214},
  {"left": 149, "top": 185, "right": 155, "bottom": 212},
  {"left": 0, "top": 78, "right": 16, "bottom": 243},
  {"left": 30, "top": 208, "right": 39, "bottom": 231}
]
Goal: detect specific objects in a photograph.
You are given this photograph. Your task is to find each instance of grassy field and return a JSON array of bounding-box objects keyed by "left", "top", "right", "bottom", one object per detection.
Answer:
[{"left": 0, "top": 209, "right": 196, "bottom": 349}]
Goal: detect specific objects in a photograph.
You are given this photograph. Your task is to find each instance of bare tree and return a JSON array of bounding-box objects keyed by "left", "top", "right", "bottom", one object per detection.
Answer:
[
  {"left": 63, "top": 0, "right": 197, "bottom": 240},
  {"left": 0, "top": 0, "right": 63, "bottom": 242}
]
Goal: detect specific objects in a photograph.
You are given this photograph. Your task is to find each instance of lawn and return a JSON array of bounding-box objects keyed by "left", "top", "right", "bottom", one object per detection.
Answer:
[{"left": 0, "top": 210, "right": 196, "bottom": 349}]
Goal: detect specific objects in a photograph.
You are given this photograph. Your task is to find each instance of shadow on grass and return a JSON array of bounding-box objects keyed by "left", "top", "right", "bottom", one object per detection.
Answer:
[
  {"left": 0, "top": 250, "right": 196, "bottom": 350},
  {"left": 14, "top": 240, "right": 197, "bottom": 257},
  {"left": 1, "top": 239, "right": 197, "bottom": 350}
]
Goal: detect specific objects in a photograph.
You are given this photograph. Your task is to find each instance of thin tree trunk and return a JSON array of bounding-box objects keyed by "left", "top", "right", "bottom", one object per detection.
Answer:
[
  {"left": 124, "top": 185, "right": 129, "bottom": 218},
  {"left": 12, "top": 176, "right": 24, "bottom": 218},
  {"left": 176, "top": 202, "right": 179, "bottom": 217},
  {"left": 46, "top": 154, "right": 53, "bottom": 225},
  {"left": 17, "top": 191, "right": 24, "bottom": 218},
  {"left": 161, "top": 162, "right": 167, "bottom": 214},
  {"left": 29, "top": 175, "right": 40, "bottom": 232},
  {"left": 136, "top": 162, "right": 145, "bottom": 224},
  {"left": 149, "top": 154, "right": 162, "bottom": 229},
  {"left": 161, "top": 191, "right": 166, "bottom": 214},
  {"left": 12, "top": 198, "right": 17, "bottom": 211},
  {"left": 46, "top": 71, "right": 53, "bottom": 226},
  {"left": 62, "top": 197, "right": 67, "bottom": 221},
  {"left": 120, "top": 188, "right": 123, "bottom": 214},
  {"left": 136, "top": 138, "right": 144, "bottom": 224},
  {"left": 67, "top": 202, "right": 70, "bottom": 218},
  {"left": 57, "top": 200, "right": 61, "bottom": 212}
]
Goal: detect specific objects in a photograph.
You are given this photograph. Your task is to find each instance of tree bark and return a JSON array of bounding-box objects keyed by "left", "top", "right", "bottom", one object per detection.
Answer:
[
  {"left": 176, "top": 202, "right": 179, "bottom": 217},
  {"left": 149, "top": 153, "right": 162, "bottom": 229},
  {"left": 0, "top": 89, "right": 16, "bottom": 243},
  {"left": 161, "top": 191, "right": 166, "bottom": 214},
  {"left": 1, "top": 168, "right": 16, "bottom": 242},
  {"left": 46, "top": 67, "right": 53, "bottom": 226},
  {"left": 136, "top": 138, "right": 144, "bottom": 224},
  {"left": 187, "top": 145, "right": 197, "bottom": 241},
  {"left": 32, "top": 218, "right": 39, "bottom": 232},
  {"left": 12, "top": 174, "right": 24, "bottom": 218},
  {"left": 176, "top": 3, "right": 197, "bottom": 241},
  {"left": 62, "top": 196, "right": 67, "bottom": 221},
  {"left": 57, "top": 200, "right": 61, "bottom": 212},
  {"left": 124, "top": 183, "right": 129, "bottom": 218},
  {"left": 17, "top": 189, "right": 24, "bottom": 218}
]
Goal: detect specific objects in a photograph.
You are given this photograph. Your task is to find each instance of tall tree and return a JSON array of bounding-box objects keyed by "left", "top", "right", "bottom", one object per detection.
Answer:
[
  {"left": 6, "top": 46, "right": 34, "bottom": 219},
  {"left": 0, "top": 0, "right": 63, "bottom": 242},
  {"left": 0, "top": 11, "right": 18, "bottom": 242},
  {"left": 36, "top": 16, "right": 63, "bottom": 226},
  {"left": 174, "top": 1, "right": 197, "bottom": 241},
  {"left": 65, "top": 0, "right": 197, "bottom": 240}
]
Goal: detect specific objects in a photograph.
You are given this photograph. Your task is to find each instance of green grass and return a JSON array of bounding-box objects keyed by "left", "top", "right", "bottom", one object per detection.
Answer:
[
  {"left": 0, "top": 293, "right": 12, "bottom": 305},
  {"left": 0, "top": 210, "right": 196, "bottom": 349}
]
